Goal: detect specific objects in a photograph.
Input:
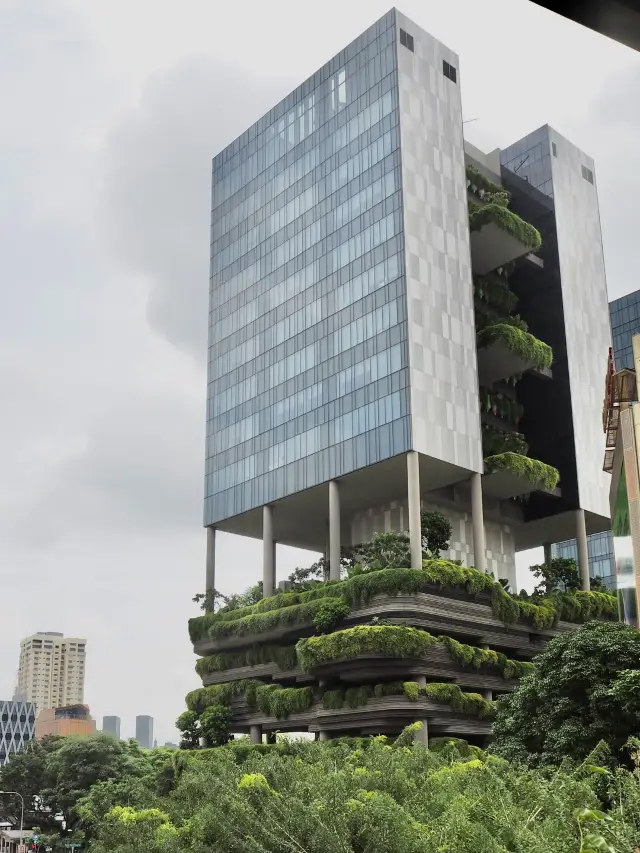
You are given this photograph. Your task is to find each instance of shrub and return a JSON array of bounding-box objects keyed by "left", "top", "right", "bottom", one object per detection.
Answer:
[
  {"left": 478, "top": 324, "right": 553, "bottom": 372},
  {"left": 469, "top": 201, "right": 542, "bottom": 250},
  {"left": 439, "top": 635, "right": 531, "bottom": 679},
  {"left": 195, "top": 644, "right": 298, "bottom": 675},
  {"left": 189, "top": 563, "right": 616, "bottom": 647},
  {"left": 255, "top": 685, "right": 314, "bottom": 719},
  {"left": 403, "top": 681, "right": 420, "bottom": 701},
  {"left": 199, "top": 704, "right": 233, "bottom": 747},
  {"left": 312, "top": 599, "right": 350, "bottom": 634},
  {"left": 466, "top": 163, "right": 505, "bottom": 198},
  {"left": 484, "top": 452, "right": 560, "bottom": 491},
  {"left": 492, "top": 621, "right": 640, "bottom": 765},
  {"left": 296, "top": 625, "right": 438, "bottom": 671},
  {"left": 424, "top": 683, "right": 495, "bottom": 719}
]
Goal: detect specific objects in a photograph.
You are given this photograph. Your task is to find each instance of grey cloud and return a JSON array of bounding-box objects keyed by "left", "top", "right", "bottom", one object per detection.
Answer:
[
  {"left": 101, "top": 57, "right": 293, "bottom": 357},
  {"left": 9, "top": 387, "right": 205, "bottom": 547}
]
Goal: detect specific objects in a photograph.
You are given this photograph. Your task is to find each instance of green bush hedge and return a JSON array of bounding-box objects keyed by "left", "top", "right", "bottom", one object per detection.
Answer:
[
  {"left": 195, "top": 645, "right": 298, "bottom": 676},
  {"left": 474, "top": 275, "right": 519, "bottom": 315},
  {"left": 190, "top": 562, "right": 617, "bottom": 646},
  {"left": 186, "top": 680, "right": 314, "bottom": 720},
  {"left": 478, "top": 324, "right": 553, "bottom": 372},
  {"left": 469, "top": 201, "right": 542, "bottom": 251},
  {"left": 424, "top": 683, "right": 495, "bottom": 719},
  {"left": 484, "top": 451, "right": 560, "bottom": 491},
  {"left": 297, "top": 625, "right": 438, "bottom": 671},
  {"left": 324, "top": 680, "right": 495, "bottom": 719},
  {"left": 297, "top": 625, "right": 533, "bottom": 679}
]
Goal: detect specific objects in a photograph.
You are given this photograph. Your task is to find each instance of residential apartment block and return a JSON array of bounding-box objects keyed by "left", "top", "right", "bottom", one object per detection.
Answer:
[{"left": 17, "top": 632, "right": 86, "bottom": 713}]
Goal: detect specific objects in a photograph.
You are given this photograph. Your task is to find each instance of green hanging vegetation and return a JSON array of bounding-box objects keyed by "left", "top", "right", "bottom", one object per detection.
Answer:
[
  {"left": 478, "top": 324, "right": 553, "bottom": 372},
  {"left": 479, "top": 387, "right": 523, "bottom": 424},
  {"left": 186, "top": 680, "right": 315, "bottom": 720},
  {"left": 296, "top": 625, "right": 438, "bottom": 671},
  {"left": 297, "top": 625, "right": 535, "bottom": 679},
  {"left": 474, "top": 275, "right": 519, "bottom": 314},
  {"left": 474, "top": 303, "right": 529, "bottom": 334},
  {"left": 481, "top": 423, "right": 529, "bottom": 457},
  {"left": 190, "top": 561, "right": 617, "bottom": 646},
  {"left": 484, "top": 451, "right": 560, "bottom": 491},
  {"left": 195, "top": 644, "right": 298, "bottom": 676},
  {"left": 466, "top": 163, "right": 505, "bottom": 198},
  {"left": 469, "top": 201, "right": 542, "bottom": 250},
  {"left": 424, "top": 683, "right": 496, "bottom": 719}
]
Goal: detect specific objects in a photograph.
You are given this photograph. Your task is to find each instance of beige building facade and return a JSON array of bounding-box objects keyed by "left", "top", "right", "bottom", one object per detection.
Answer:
[{"left": 17, "top": 632, "right": 86, "bottom": 713}]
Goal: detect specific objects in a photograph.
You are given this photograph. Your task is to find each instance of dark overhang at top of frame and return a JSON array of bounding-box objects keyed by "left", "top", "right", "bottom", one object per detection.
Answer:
[{"left": 529, "top": 0, "right": 640, "bottom": 52}]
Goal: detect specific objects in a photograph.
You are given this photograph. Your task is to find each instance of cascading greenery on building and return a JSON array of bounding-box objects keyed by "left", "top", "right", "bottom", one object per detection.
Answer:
[{"left": 466, "top": 163, "right": 558, "bottom": 493}]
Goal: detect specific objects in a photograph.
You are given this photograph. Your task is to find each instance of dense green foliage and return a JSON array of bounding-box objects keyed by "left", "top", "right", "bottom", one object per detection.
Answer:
[
  {"left": 297, "top": 625, "right": 438, "bottom": 670},
  {"left": 474, "top": 274, "right": 519, "bottom": 313},
  {"left": 185, "top": 680, "right": 314, "bottom": 720},
  {"left": 424, "top": 683, "right": 495, "bottom": 718},
  {"left": 0, "top": 733, "right": 161, "bottom": 841},
  {"left": 189, "top": 563, "right": 617, "bottom": 645},
  {"left": 195, "top": 644, "right": 298, "bottom": 675},
  {"left": 492, "top": 621, "right": 640, "bottom": 766},
  {"left": 466, "top": 163, "right": 505, "bottom": 197},
  {"left": 297, "top": 625, "right": 532, "bottom": 680},
  {"left": 469, "top": 200, "right": 542, "bottom": 250},
  {"left": 83, "top": 736, "right": 640, "bottom": 853},
  {"left": 478, "top": 323, "right": 553, "bottom": 371},
  {"left": 484, "top": 451, "right": 560, "bottom": 490},
  {"left": 530, "top": 556, "right": 585, "bottom": 595},
  {"left": 482, "top": 422, "right": 529, "bottom": 456}
]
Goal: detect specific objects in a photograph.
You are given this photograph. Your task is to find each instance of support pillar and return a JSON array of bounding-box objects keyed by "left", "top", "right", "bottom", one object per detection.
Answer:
[
  {"left": 407, "top": 451, "right": 422, "bottom": 569},
  {"left": 543, "top": 542, "right": 552, "bottom": 567},
  {"left": 575, "top": 508, "right": 590, "bottom": 591},
  {"left": 482, "top": 689, "right": 493, "bottom": 702},
  {"left": 415, "top": 719, "right": 429, "bottom": 746},
  {"left": 329, "top": 480, "right": 341, "bottom": 582},
  {"left": 263, "top": 505, "right": 275, "bottom": 598},
  {"left": 250, "top": 725, "right": 262, "bottom": 745},
  {"left": 318, "top": 730, "right": 329, "bottom": 742},
  {"left": 470, "top": 472, "right": 486, "bottom": 574},
  {"left": 416, "top": 675, "right": 427, "bottom": 690},
  {"left": 205, "top": 527, "right": 216, "bottom": 611}
]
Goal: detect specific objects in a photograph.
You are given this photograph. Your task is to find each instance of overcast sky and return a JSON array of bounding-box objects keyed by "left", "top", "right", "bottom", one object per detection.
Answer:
[{"left": 1, "top": 0, "right": 638, "bottom": 744}]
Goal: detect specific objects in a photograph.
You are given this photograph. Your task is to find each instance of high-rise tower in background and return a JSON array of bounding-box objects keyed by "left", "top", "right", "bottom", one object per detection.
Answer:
[
  {"left": 202, "top": 8, "right": 611, "bottom": 596},
  {"left": 17, "top": 633, "right": 86, "bottom": 713},
  {"left": 102, "top": 715, "right": 121, "bottom": 739},
  {"left": 135, "top": 715, "right": 154, "bottom": 749}
]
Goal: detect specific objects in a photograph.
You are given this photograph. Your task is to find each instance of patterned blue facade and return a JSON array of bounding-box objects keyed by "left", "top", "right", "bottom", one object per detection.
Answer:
[
  {"left": 205, "top": 12, "right": 410, "bottom": 527},
  {"left": 0, "top": 700, "right": 35, "bottom": 765}
]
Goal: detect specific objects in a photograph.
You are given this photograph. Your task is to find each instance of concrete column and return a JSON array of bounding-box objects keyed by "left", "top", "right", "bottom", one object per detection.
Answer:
[
  {"left": 263, "top": 505, "right": 275, "bottom": 598},
  {"left": 318, "top": 730, "right": 329, "bottom": 742},
  {"left": 482, "top": 689, "right": 493, "bottom": 702},
  {"left": 543, "top": 542, "right": 552, "bottom": 567},
  {"left": 416, "top": 675, "right": 427, "bottom": 690},
  {"left": 407, "top": 451, "right": 422, "bottom": 569},
  {"left": 415, "top": 719, "right": 429, "bottom": 746},
  {"left": 575, "top": 508, "right": 590, "bottom": 591},
  {"left": 205, "top": 527, "right": 216, "bottom": 611},
  {"left": 250, "top": 724, "right": 262, "bottom": 745},
  {"left": 329, "top": 480, "right": 341, "bottom": 582},
  {"left": 470, "top": 472, "right": 487, "bottom": 574}
]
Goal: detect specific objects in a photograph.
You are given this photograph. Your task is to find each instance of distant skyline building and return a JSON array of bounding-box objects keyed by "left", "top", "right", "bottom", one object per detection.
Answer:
[
  {"left": 0, "top": 699, "right": 36, "bottom": 765},
  {"left": 135, "top": 715, "right": 154, "bottom": 750},
  {"left": 102, "top": 715, "right": 121, "bottom": 739},
  {"left": 17, "top": 632, "right": 86, "bottom": 713}
]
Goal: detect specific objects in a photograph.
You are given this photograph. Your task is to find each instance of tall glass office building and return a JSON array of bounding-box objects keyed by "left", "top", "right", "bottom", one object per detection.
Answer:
[{"left": 203, "top": 9, "right": 612, "bottom": 598}]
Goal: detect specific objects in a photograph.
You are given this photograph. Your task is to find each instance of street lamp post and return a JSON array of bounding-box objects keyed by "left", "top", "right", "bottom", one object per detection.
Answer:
[{"left": 0, "top": 792, "right": 24, "bottom": 851}]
